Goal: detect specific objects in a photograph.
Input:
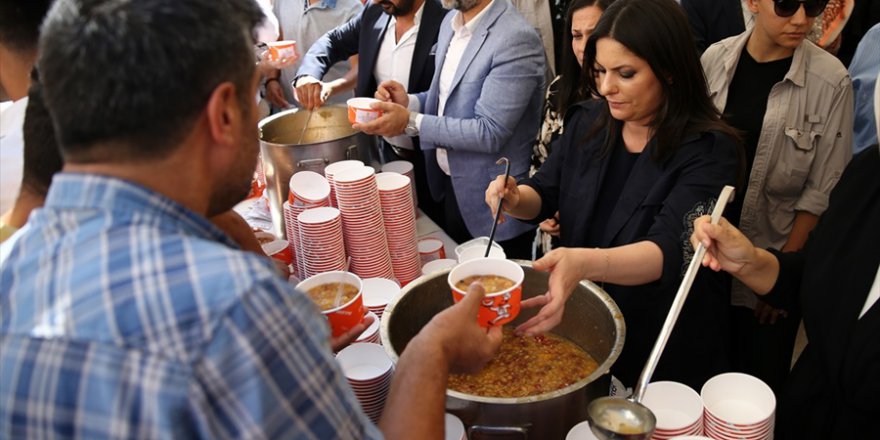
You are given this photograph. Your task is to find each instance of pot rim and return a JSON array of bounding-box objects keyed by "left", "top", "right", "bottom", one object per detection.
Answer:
[
  {"left": 258, "top": 105, "right": 357, "bottom": 147},
  {"left": 380, "top": 259, "right": 626, "bottom": 404}
]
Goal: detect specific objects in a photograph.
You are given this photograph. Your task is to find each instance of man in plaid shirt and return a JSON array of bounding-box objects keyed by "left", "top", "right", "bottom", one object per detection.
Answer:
[{"left": 0, "top": 0, "right": 501, "bottom": 438}]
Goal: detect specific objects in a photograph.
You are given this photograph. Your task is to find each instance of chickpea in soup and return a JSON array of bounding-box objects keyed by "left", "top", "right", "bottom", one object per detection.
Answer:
[
  {"left": 447, "top": 329, "right": 598, "bottom": 398},
  {"left": 455, "top": 274, "right": 515, "bottom": 294},
  {"left": 307, "top": 282, "right": 359, "bottom": 311}
]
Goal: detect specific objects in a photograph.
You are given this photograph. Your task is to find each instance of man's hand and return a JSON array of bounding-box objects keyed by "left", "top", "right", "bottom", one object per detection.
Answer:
[
  {"left": 375, "top": 80, "right": 409, "bottom": 106},
  {"left": 353, "top": 101, "right": 409, "bottom": 137},
  {"left": 416, "top": 283, "right": 503, "bottom": 374},
  {"left": 265, "top": 78, "right": 291, "bottom": 109},
  {"left": 293, "top": 75, "right": 331, "bottom": 110},
  {"left": 330, "top": 313, "right": 375, "bottom": 353}
]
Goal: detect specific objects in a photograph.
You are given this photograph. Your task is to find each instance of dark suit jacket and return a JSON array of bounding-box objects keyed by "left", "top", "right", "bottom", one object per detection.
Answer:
[
  {"left": 521, "top": 101, "right": 740, "bottom": 389},
  {"left": 297, "top": 0, "right": 448, "bottom": 98},
  {"left": 765, "top": 148, "right": 880, "bottom": 440},
  {"left": 681, "top": 0, "right": 745, "bottom": 54}
]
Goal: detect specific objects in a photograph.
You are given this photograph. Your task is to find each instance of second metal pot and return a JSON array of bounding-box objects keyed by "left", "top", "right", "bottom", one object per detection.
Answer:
[{"left": 258, "top": 106, "right": 380, "bottom": 238}]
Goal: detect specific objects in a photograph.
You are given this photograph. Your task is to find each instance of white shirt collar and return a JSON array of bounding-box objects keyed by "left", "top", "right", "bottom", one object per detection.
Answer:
[
  {"left": 389, "top": 1, "right": 424, "bottom": 38},
  {"left": 451, "top": 0, "right": 493, "bottom": 37}
]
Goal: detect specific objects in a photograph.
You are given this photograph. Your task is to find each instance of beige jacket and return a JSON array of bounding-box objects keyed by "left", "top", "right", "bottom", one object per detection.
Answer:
[{"left": 702, "top": 31, "right": 853, "bottom": 307}]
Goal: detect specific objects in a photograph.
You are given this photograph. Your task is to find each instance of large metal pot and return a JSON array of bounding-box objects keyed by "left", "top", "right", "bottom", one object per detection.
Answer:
[
  {"left": 258, "top": 106, "right": 380, "bottom": 238},
  {"left": 380, "top": 261, "right": 625, "bottom": 439}
]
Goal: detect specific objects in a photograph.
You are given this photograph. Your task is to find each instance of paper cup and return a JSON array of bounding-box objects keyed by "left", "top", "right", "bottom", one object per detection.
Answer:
[
  {"left": 457, "top": 244, "right": 506, "bottom": 263},
  {"left": 445, "top": 413, "right": 466, "bottom": 440},
  {"left": 454, "top": 236, "right": 504, "bottom": 261},
  {"left": 347, "top": 97, "right": 383, "bottom": 124},
  {"left": 418, "top": 237, "right": 446, "bottom": 263},
  {"left": 267, "top": 40, "right": 296, "bottom": 62},
  {"left": 641, "top": 381, "right": 703, "bottom": 432},
  {"left": 701, "top": 372, "right": 776, "bottom": 426},
  {"left": 297, "top": 271, "right": 365, "bottom": 337},
  {"left": 566, "top": 421, "right": 599, "bottom": 440},
  {"left": 261, "top": 238, "right": 293, "bottom": 266},
  {"left": 421, "top": 258, "right": 458, "bottom": 276},
  {"left": 448, "top": 258, "right": 524, "bottom": 327}
]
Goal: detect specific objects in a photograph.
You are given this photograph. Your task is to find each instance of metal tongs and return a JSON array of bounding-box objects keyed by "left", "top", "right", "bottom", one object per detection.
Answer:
[
  {"left": 486, "top": 157, "right": 511, "bottom": 257},
  {"left": 587, "top": 185, "right": 736, "bottom": 440}
]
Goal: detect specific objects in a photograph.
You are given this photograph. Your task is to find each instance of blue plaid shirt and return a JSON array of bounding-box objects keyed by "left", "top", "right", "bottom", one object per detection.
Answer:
[{"left": 0, "top": 174, "right": 383, "bottom": 439}]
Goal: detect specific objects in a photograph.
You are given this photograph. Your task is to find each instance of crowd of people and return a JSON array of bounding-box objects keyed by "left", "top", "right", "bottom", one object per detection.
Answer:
[{"left": 0, "top": 0, "right": 877, "bottom": 439}]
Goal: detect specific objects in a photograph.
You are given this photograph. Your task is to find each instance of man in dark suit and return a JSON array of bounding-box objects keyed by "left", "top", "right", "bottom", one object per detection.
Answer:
[{"left": 294, "top": 0, "right": 449, "bottom": 225}]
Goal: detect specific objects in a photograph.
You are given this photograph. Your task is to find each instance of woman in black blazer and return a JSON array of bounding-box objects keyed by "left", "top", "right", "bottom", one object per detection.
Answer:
[{"left": 485, "top": 0, "right": 742, "bottom": 389}]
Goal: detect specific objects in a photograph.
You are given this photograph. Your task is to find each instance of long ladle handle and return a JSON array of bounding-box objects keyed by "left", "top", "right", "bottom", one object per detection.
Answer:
[{"left": 631, "top": 185, "right": 735, "bottom": 403}]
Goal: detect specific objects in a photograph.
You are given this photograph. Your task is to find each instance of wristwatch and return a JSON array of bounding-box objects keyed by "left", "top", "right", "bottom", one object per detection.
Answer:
[{"left": 404, "top": 112, "right": 419, "bottom": 137}]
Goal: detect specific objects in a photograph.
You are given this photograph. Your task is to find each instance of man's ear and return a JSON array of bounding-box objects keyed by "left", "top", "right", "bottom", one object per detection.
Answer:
[{"left": 205, "top": 82, "right": 240, "bottom": 147}]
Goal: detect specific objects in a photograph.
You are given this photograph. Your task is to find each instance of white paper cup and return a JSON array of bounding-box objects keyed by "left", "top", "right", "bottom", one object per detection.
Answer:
[
  {"left": 701, "top": 372, "right": 776, "bottom": 426},
  {"left": 445, "top": 413, "right": 466, "bottom": 440},
  {"left": 458, "top": 244, "right": 506, "bottom": 263},
  {"left": 566, "top": 421, "right": 599, "bottom": 440},
  {"left": 641, "top": 381, "right": 703, "bottom": 432},
  {"left": 421, "top": 258, "right": 458, "bottom": 276},
  {"left": 335, "top": 342, "right": 393, "bottom": 382}
]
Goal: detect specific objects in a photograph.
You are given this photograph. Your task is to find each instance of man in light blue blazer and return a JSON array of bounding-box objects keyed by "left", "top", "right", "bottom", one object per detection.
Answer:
[{"left": 357, "top": 0, "right": 545, "bottom": 259}]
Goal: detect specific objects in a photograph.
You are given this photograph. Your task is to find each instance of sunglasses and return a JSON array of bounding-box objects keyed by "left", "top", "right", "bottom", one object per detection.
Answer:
[{"left": 772, "top": 0, "right": 830, "bottom": 18}]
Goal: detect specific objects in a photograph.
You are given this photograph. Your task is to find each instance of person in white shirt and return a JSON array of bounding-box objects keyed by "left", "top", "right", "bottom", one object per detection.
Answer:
[
  {"left": 294, "top": 0, "right": 450, "bottom": 224},
  {"left": 0, "top": 0, "right": 52, "bottom": 216},
  {"left": 356, "top": 0, "right": 546, "bottom": 260}
]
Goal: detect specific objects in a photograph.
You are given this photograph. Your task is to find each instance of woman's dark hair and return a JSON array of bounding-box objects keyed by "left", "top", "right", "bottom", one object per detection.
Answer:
[
  {"left": 22, "top": 68, "right": 63, "bottom": 197},
  {"left": 582, "top": 0, "right": 740, "bottom": 163},
  {"left": 556, "top": 0, "right": 616, "bottom": 118}
]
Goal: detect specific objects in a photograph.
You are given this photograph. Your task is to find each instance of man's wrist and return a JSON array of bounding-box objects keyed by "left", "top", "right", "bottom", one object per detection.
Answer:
[{"left": 404, "top": 111, "right": 421, "bottom": 137}]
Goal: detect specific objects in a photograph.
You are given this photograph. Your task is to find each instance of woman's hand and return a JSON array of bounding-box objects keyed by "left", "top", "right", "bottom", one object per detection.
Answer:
[
  {"left": 485, "top": 175, "right": 519, "bottom": 224},
  {"left": 691, "top": 216, "right": 757, "bottom": 274},
  {"left": 539, "top": 211, "right": 561, "bottom": 236},
  {"left": 515, "top": 247, "right": 589, "bottom": 335}
]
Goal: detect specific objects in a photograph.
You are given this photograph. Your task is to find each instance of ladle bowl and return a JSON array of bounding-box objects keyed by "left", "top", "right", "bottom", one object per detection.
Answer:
[{"left": 587, "top": 397, "right": 655, "bottom": 440}]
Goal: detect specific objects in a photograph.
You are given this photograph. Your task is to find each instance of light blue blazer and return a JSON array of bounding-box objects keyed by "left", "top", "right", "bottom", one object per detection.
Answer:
[{"left": 415, "top": 0, "right": 545, "bottom": 241}]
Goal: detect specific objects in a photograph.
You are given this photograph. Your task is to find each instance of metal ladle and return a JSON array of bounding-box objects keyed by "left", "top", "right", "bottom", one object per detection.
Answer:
[
  {"left": 486, "top": 157, "right": 511, "bottom": 257},
  {"left": 588, "top": 185, "right": 736, "bottom": 440}
]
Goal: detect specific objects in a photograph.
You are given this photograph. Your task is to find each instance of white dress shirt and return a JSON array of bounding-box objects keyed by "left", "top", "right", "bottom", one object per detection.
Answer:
[
  {"left": 375, "top": 3, "right": 424, "bottom": 150},
  {"left": 0, "top": 97, "right": 28, "bottom": 215},
  {"left": 433, "top": 1, "right": 493, "bottom": 176}
]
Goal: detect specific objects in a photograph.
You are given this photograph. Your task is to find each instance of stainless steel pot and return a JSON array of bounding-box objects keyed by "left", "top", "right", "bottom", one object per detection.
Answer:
[
  {"left": 380, "top": 260, "right": 626, "bottom": 440},
  {"left": 258, "top": 106, "right": 380, "bottom": 238}
]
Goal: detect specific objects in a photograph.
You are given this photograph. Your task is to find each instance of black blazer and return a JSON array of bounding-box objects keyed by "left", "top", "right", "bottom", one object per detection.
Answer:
[
  {"left": 521, "top": 101, "right": 741, "bottom": 388},
  {"left": 296, "top": 0, "right": 448, "bottom": 98},
  {"left": 681, "top": 0, "right": 745, "bottom": 54},
  {"left": 764, "top": 148, "right": 880, "bottom": 439}
]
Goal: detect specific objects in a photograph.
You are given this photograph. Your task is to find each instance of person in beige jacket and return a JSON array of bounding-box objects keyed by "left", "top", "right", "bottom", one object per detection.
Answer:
[{"left": 700, "top": 0, "right": 853, "bottom": 395}]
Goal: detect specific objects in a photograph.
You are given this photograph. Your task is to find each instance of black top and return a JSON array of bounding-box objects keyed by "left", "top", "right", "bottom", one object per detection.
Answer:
[
  {"left": 763, "top": 148, "right": 880, "bottom": 439},
  {"left": 681, "top": 0, "right": 746, "bottom": 54},
  {"left": 587, "top": 137, "right": 641, "bottom": 247},
  {"left": 519, "top": 101, "right": 741, "bottom": 388},
  {"left": 722, "top": 48, "right": 791, "bottom": 225}
]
